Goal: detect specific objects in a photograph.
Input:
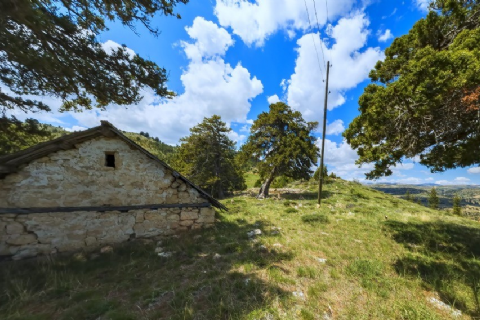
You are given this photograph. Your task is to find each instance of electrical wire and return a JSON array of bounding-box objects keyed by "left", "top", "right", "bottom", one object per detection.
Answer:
[
  {"left": 303, "top": 0, "right": 325, "bottom": 79},
  {"left": 311, "top": 0, "right": 327, "bottom": 69}
]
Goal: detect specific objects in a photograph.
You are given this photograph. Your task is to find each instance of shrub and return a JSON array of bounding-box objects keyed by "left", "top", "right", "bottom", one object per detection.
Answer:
[
  {"left": 301, "top": 214, "right": 329, "bottom": 224},
  {"left": 285, "top": 208, "right": 298, "bottom": 213}
]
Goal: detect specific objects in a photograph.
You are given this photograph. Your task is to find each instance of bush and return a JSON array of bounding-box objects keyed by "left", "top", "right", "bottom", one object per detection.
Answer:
[
  {"left": 285, "top": 208, "right": 298, "bottom": 213},
  {"left": 301, "top": 214, "right": 330, "bottom": 224},
  {"left": 254, "top": 179, "right": 262, "bottom": 188}
]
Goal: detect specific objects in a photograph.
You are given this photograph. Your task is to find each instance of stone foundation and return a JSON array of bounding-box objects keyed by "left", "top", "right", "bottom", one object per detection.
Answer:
[{"left": 0, "top": 206, "right": 215, "bottom": 260}]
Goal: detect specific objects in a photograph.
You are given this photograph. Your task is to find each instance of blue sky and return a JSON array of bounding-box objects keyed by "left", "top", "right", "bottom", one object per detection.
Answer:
[{"left": 12, "top": 0, "right": 480, "bottom": 185}]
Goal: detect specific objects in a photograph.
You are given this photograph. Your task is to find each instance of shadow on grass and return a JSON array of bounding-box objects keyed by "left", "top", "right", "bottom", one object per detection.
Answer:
[
  {"left": 0, "top": 214, "right": 293, "bottom": 320},
  {"left": 385, "top": 220, "right": 480, "bottom": 316},
  {"left": 281, "top": 191, "right": 332, "bottom": 201}
]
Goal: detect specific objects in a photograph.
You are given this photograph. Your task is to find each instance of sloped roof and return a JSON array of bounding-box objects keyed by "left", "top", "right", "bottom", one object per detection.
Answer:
[{"left": 0, "top": 121, "right": 227, "bottom": 210}]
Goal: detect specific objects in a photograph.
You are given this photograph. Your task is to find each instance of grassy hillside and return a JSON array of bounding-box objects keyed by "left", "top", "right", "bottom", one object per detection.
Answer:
[{"left": 1, "top": 179, "right": 479, "bottom": 319}]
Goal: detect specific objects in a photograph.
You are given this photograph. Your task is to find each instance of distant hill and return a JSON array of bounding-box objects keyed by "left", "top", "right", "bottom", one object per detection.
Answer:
[{"left": 3, "top": 123, "right": 177, "bottom": 165}]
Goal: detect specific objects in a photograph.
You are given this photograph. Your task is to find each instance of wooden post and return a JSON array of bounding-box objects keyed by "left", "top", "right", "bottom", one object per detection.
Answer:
[{"left": 318, "top": 61, "right": 330, "bottom": 205}]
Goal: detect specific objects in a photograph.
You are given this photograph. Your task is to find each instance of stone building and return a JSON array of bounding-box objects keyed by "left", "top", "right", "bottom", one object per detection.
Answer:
[{"left": 0, "top": 121, "right": 226, "bottom": 260}]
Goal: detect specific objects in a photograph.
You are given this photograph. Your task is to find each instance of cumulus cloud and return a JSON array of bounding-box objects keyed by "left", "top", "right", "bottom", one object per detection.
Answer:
[
  {"left": 436, "top": 177, "right": 473, "bottom": 185},
  {"left": 284, "top": 14, "right": 384, "bottom": 123},
  {"left": 468, "top": 167, "right": 480, "bottom": 174},
  {"left": 377, "top": 29, "right": 393, "bottom": 42},
  {"left": 315, "top": 137, "right": 417, "bottom": 182},
  {"left": 267, "top": 94, "right": 281, "bottom": 104},
  {"left": 181, "top": 17, "right": 234, "bottom": 61},
  {"left": 214, "top": 0, "right": 360, "bottom": 46},
  {"left": 325, "top": 119, "right": 344, "bottom": 135},
  {"left": 11, "top": 20, "right": 263, "bottom": 145}
]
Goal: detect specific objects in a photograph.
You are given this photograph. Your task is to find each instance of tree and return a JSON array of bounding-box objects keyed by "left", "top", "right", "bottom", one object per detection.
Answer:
[
  {"left": 241, "top": 102, "right": 318, "bottom": 198},
  {"left": 405, "top": 190, "right": 412, "bottom": 201},
  {"left": 1, "top": 0, "right": 187, "bottom": 146},
  {"left": 0, "top": 116, "right": 52, "bottom": 155},
  {"left": 175, "top": 115, "right": 246, "bottom": 199},
  {"left": 453, "top": 193, "right": 462, "bottom": 215},
  {"left": 313, "top": 165, "right": 328, "bottom": 181},
  {"left": 429, "top": 187, "right": 440, "bottom": 209},
  {"left": 344, "top": 0, "right": 480, "bottom": 179}
]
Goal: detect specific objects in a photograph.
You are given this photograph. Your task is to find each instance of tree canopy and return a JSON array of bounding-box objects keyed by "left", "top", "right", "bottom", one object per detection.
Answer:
[
  {"left": 241, "top": 102, "right": 318, "bottom": 198},
  {"left": 344, "top": 0, "right": 480, "bottom": 179},
  {"left": 174, "top": 115, "right": 246, "bottom": 199},
  {"left": 0, "top": 0, "right": 187, "bottom": 144}
]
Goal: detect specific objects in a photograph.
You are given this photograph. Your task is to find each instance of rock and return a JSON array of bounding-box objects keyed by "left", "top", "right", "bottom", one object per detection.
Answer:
[
  {"left": 7, "top": 234, "right": 37, "bottom": 245},
  {"left": 213, "top": 253, "right": 221, "bottom": 260},
  {"left": 428, "top": 297, "right": 462, "bottom": 317},
  {"left": 193, "top": 235, "right": 202, "bottom": 240},
  {"left": 85, "top": 236, "right": 96, "bottom": 246},
  {"left": 320, "top": 232, "right": 329, "bottom": 236},
  {"left": 158, "top": 251, "right": 173, "bottom": 258},
  {"left": 272, "top": 243, "right": 283, "bottom": 248},
  {"left": 292, "top": 291, "right": 305, "bottom": 300},
  {"left": 271, "top": 230, "right": 280, "bottom": 235},
  {"left": 316, "top": 258, "right": 327, "bottom": 263},
  {"left": 155, "top": 247, "right": 164, "bottom": 253},
  {"left": 247, "top": 229, "right": 262, "bottom": 238},
  {"left": 6, "top": 222, "right": 24, "bottom": 235},
  {"left": 100, "top": 246, "right": 113, "bottom": 254},
  {"left": 354, "top": 239, "right": 363, "bottom": 243},
  {"left": 258, "top": 245, "right": 268, "bottom": 252}
]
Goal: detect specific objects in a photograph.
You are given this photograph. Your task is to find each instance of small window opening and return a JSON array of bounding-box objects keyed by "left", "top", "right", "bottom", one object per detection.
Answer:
[{"left": 105, "top": 152, "right": 116, "bottom": 168}]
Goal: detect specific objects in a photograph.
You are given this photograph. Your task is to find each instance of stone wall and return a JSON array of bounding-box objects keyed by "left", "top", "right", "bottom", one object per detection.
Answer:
[
  {"left": 0, "top": 135, "right": 219, "bottom": 260},
  {"left": 0, "top": 136, "right": 205, "bottom": 207},
  {"left": 0, "top": 206, "right": 215, "bottom": 260}
]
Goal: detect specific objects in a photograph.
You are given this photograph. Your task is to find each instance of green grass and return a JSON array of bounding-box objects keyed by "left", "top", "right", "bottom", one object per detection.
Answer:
[{"left": 1, "top": 178, "right": 478, "bottom": 319}]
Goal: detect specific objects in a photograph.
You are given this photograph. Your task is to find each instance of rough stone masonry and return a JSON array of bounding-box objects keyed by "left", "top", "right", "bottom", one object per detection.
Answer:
[{"left": 0, "top": 124, "right": 220, "bottom": 260}]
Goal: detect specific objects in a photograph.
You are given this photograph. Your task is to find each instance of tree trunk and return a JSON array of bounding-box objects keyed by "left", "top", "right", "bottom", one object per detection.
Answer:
[
  {"left": 217, "top": 183, "right": 225, "bottom": 199},
  {"left": 258, "top": 167, "right": 276, "bottom": 199}
]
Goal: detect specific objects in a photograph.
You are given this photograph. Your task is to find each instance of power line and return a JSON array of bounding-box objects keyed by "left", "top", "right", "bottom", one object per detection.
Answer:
[
  {"left": 303, "top": 0, "right": 324, "bottom": 78},
  {"left": 324, "top": 0, "right": 332, "bottom": 64},
  {"left": 311, "top": 0, "right": 327, "bottom": 69}
]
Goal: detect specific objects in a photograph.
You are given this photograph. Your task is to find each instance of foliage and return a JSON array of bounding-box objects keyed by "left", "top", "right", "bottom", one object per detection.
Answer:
[
  {"left": 0, "top": 117, "right": 65, "bottom": 155},
  {"left": 271, "top": 175, "right": 293, "bottom": 188},
  {"left": 453, "top": 193, "right": 462, "bottom": 215},
  {"left": 344, "top": 0, "right": 480, "bottom": 178},
  {"left": 241, "top": 102, "right": 318, "bottom": 198},
  {"left": 174, "top": 115, "right": 246, "bottom": 198},
  {"left": 429, "top": 187, "right": 440, "bottom": 209},
  {"left": 123, "top": 131, "right": 177, "bottom": 164},
  {"left": 405, "top": 190, "right": 412, "bottom": 201},
  {"left": 313, "top": 165, "right": 328, "bottom": 181},
  {"left": 1, "top": 0, "right": 188, "bottom": 148}
]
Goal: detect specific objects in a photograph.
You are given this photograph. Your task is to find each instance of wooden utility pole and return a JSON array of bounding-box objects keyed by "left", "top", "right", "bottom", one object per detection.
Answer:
[{"left": 318, "top": 61, "right": 330, "bottom": 205}]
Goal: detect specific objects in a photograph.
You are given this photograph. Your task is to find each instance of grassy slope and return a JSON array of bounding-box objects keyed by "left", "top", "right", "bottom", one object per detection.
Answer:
[{"left": 1, "top": 179, "right": 480, "bottom": 319}]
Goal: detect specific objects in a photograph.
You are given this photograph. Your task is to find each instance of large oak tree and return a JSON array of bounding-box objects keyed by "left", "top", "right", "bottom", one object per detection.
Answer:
[
  {"left": 344, "top": 0, "right": 480, "bottom": 179},
  {"left": 0, "top": 0, "right": 188, "bottom": 153},
  {"left": 241, "top": 102, "right": 318, "bottom": 198}
]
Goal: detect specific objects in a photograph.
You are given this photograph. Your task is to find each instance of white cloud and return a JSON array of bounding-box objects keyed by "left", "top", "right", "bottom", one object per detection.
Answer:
[
  {"left": 378, "top": 29, "right": 393, "bottom": 42},
  {"left": 396, "top": 177, "right": 423, "bottom": 184},
  {"left": 227, "top": 130, "right": 247, "bottom": 144},
  {"left": 267, "top": 94, "right": 281, "bottom": 104},
  {"left": 468, "top": 167, "right": 480, "bottom": 174},
  {"left": 415, "top": 0, "right": 431, "bottom": 12},
  {"left": 181, "top": 17, "right": 234, "bottom": 62},
  {"left": 64, "top": 126, "right": 87, "bottom": 132},
  {"left": 284, "top": 14, "right": 384, "bottom": 123},
  {"left": 436, "top": 177, "right": 474, "bottom": 185},
  {"left": 214, "top": 0, "right": 360, "bottom": 46},
  {"left": 102, "top": 40, "right": 135, "bottom": 58},
  {"left": 325, "top": 119, "right": 344, "bottom": 135},
  {"left": 8, "top": 20, "right": 263, "bottom": 145}
]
